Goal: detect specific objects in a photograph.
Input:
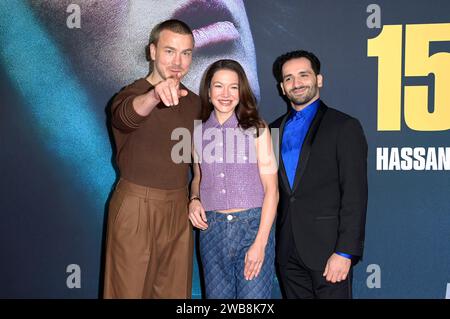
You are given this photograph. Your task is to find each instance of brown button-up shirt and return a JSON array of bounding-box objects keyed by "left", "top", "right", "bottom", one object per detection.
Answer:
[{"left": 111, "top": 78, "right": 201, "bottom": 189}]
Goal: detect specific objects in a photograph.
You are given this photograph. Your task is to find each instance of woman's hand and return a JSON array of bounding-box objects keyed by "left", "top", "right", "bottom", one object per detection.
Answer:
[
  {"left": 244, "top": 242, "right": 266, "bottom": 280},
  {"left": 188, "top": 199, "right": 208, "bottom": 230}
]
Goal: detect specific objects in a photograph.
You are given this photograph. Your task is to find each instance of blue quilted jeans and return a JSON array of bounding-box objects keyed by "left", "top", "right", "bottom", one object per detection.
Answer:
[{"left": 199, "top": 207, "right": 275, "bottom": 299}]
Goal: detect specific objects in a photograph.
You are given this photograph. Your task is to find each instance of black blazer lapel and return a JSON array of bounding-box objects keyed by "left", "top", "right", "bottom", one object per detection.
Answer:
[
  {"left": 278, "top": 112, "right": 292, "bottom": 194},
  {"left": 291, "top": 102, "right": 328, "bottom": 193}
]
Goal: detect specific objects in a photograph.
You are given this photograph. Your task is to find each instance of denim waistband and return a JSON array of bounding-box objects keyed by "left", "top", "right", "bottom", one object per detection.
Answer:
[{"left": 205, "top": 207, "right": 261, "bottom": 222}]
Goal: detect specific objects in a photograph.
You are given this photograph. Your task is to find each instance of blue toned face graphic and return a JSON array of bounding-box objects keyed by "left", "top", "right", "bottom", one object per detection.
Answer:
[
  {"left": 1, "top": 0, "right": 259, "bottom": 298},
  {"left": 19, "top": 0, "right": 260, "bottom": 296},
  {"left": 0, "top": 0, "right": 260, "bottom": 207},
  {"left": 29, "top": 0, "right": 260, "bottom": 98}
]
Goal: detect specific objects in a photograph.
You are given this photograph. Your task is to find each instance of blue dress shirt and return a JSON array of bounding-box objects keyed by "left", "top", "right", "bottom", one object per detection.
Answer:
[
  {"left": 281, "top": 99, "right": 320, "bottom": 189},
  {"left": 336, "top": 252, "right": 352, "bottom": 260}
]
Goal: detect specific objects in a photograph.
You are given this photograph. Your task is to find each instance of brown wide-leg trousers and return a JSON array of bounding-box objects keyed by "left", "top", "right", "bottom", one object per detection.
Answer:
[{"left": 103, "top": 178, "right": 193, "bottom": 299}]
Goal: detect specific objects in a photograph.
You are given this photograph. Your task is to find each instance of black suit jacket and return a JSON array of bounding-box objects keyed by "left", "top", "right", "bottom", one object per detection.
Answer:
[{"left": 270, "top": 101, "right": 368, "bottom": 271}]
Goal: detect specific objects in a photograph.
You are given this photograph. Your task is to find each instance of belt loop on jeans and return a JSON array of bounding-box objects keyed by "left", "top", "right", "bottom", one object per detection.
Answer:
[{"left": 145, "top": 187, "right": 149, "bottom": 203}]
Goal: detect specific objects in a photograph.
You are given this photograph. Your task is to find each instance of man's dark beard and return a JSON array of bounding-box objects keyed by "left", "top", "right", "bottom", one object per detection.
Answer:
[{"left": 289, "top": 86, "right": 317, "bottom": 106}]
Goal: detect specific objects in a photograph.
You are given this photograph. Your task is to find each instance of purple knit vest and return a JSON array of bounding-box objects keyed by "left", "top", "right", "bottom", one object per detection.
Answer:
[{"left": 194, "top": 112, "right": 264, "bottom": 211}]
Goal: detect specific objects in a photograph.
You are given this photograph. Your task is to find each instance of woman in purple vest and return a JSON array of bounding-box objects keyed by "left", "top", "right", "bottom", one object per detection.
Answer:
[{"left": 188, "top": 59, "right": 278, "bottom": 298}]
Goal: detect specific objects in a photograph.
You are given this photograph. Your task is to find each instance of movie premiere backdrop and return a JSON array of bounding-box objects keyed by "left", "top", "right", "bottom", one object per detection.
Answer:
[{"left": 0, "top": 0, "right": 449, "bottom": 298}]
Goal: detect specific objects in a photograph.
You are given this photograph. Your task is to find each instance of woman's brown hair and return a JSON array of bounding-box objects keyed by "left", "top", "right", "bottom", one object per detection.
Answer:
[{"left": 199, "top": 59, "right": 265, "bottom": 133}]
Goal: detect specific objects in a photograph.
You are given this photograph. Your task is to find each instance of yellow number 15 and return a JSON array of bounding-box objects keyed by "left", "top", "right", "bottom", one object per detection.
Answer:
[{"left": 368, "top": 23, "right": 450, "bottom": 131}]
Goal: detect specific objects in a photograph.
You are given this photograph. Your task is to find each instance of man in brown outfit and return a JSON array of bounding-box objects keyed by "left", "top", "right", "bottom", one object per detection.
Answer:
[{"left": 103, "top": 19, "right": 200, "bottom": 299}]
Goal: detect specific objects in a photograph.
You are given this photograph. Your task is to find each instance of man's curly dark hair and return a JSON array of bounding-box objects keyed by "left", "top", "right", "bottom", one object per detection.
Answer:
[{"left": 272, "top": 50, "right": 321, "bottom": 83}]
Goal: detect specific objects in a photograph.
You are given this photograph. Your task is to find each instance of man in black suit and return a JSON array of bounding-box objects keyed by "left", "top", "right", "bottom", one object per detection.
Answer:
[{"left": 271, "top": 50, "right": 368, "bottom": 299}]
